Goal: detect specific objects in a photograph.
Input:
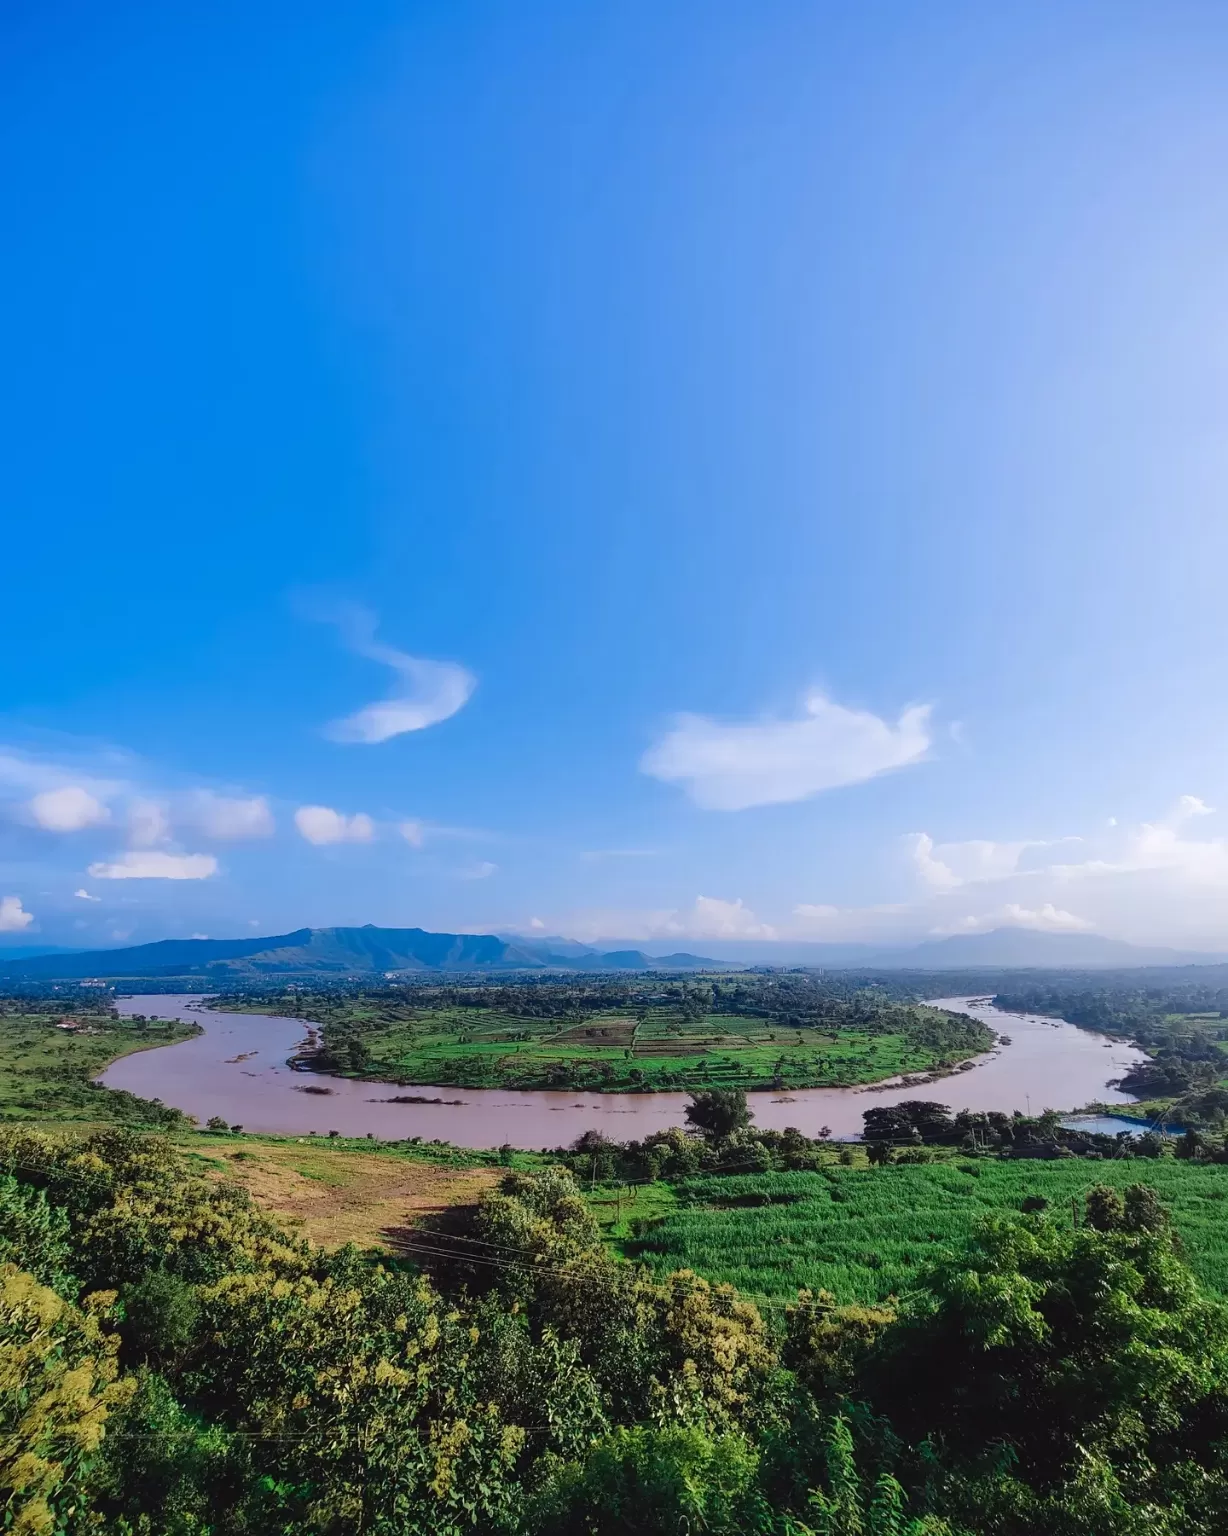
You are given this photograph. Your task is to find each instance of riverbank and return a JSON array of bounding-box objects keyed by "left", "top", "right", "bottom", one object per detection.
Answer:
[{"left": 98, "top": 994, "right": 1147, "bottom": 1147}]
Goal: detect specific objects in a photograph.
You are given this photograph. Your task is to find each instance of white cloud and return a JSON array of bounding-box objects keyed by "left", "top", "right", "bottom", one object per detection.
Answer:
[
  {"left": 793, "top": 903, "right": 840, "bottom": 920},
  {"left": 127, "top": 798, "right": 170, "bottom": 847},
  {"left": 541, "top": 895, "right": 776, "bottom": 943},
  {"left": 319, "top": 606, "right": 475, "bottom": 744},
  {"left": 294, "top": 805, "right": 375, "bottom": 845},
  {"left": 88, "top": 851, "right": 218, "bottom": 880},
  {"left": 2, "top": 744, "right": 277, "bottom": 852},
  {"left": 641, "top": 691, "right": 931, "bottom": 810},
  {"left": 931, "top": 903, "right": 1094, "bottom": 936},
  {"left": 688, "top": 896, "right": 777, "bottom": 938},
  {"left": 0, "top": 897, "right": 34, "bottom": 932},
  {"left": 1051, "top": 797, "right": 1228, "bottom": 885},
  {"left": 459, "top": 861, "right": 498, "bottom": 880},
  {"left": 184, "top": 792, "right": 274, "bottom": 840},
  {"left": 893, "top": 796, "right": 1228, "bottom": 950},
  {"left": 27, "top": 786, "right": 111, "bottom": 832},
  {"left": 399, "top": 820, "right": 426, "bottom": 848},
  {"left": 74, "top": 889, "right": 100, "bottom": 902},
  {"left": 905, "top": 832, "right": 1041, "bottom": 890}
]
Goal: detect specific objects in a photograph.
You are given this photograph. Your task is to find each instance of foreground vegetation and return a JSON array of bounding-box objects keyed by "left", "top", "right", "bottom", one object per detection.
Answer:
[
  {"left": 217, "top": 973, "right": 992, "bottom": 1093},
  {"left": 7, "top": 1117, "right": 1228, "bottom": 1534}
]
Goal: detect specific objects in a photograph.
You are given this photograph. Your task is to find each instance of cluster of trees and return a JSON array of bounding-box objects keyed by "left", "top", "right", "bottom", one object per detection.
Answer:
[
  {"left": 860, "top": 1100, "right": 1172, "bottom": 1159},
  {"left": 554, "top": 1090, "right": 836, "bottom": 1185},
  {"left": 995, "top": 980, "right": 1228, "bottom": 1128},
  {"left": 6, "top": 1124, "right": 1228, "bottom": 1532}
]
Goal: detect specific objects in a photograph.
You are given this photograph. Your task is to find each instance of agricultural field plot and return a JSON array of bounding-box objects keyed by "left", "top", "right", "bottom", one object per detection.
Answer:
[
  {"left": 303, "top": 998, "right": 988, "bottom": 1092},
  {"left": 185, "top": 1134, "right": 505, "bottom": 1249},
  {"left": 622, "top": 1159, "right": 1228, "bottom": 1304},
  {"left": 0, "top": 1004, "right": 196, "bottom": 1125}
]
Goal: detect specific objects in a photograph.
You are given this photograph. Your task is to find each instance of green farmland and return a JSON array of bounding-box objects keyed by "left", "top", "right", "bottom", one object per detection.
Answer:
[
  {"left": 0, "top": 1000, "right": 196, "bottom": 1125},
  {"left": 269, "top": 984, "right": 992, "bottom": 1092},
  {"left": 621, "top": 1157, "right": 1228, "bottom": 1303}
]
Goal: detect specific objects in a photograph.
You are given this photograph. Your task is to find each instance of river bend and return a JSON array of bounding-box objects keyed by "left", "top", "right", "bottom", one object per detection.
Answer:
[{"left": 99, "top": 995, "right": 1147, "bottom": 1149}]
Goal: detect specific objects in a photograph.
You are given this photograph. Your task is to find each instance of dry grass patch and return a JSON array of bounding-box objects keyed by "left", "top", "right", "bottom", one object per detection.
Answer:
[{"left": 206, "top": 1141, "right": 502, "bottom": 1250}]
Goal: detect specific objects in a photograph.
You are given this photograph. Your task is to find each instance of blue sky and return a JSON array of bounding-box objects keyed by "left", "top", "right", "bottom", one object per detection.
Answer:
[{"left": 5, "top": 0, "right": 1228, "bottom": 951}]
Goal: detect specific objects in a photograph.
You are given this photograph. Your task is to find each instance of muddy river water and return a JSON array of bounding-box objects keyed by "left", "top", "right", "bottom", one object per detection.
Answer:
[{"left": 100, "top": 994, "right": 1148, "bottom": 1149}]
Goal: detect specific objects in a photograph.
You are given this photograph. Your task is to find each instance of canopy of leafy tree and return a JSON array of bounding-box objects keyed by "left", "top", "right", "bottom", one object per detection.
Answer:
[{"left": 2, "top": 1123, "right": 1228, "bottom": 1533}]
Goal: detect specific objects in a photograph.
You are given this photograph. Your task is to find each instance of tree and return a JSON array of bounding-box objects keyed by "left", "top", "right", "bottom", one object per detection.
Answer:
[
  {"left": 860, "top": 1188, "right": 1228, "bottom": 1531},
  {"left": 0, "top": 1263, "right": 135, "bottom": 1535},
  {"left": 801, "top": 1415, "right": 955, "bottom": 1536},
  {"left": 119, "top": 1270, "right": 201, "bottom": 1367},
  {"left": 685, "top": 1089, "right": 751, "bottom": 1142},
  {"left": 525, "top": 1424, "right": 765, "bottom": 1536}
]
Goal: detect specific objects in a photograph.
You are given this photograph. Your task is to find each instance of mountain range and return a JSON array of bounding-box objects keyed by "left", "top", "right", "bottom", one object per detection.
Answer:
[
  {"left": 646, "top": 929, "right": 1228, "bottom": 970},
  {"left": 0, "top": 927, "right": 726, "bottom": 980},
  {"left": 1, "top": 924, "right": 1223, "bottom": 981}
]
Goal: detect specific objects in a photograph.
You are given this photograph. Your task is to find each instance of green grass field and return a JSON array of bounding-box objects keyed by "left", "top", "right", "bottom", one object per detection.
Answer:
[
  {"left": 619, "top": 1158, "right": 1228, "bottom": 1304},
  {"left": 298, "top": 1000, "right": 989, "bottom": 1092},
  {"left": 0, "top": 1004, "right": 197, "bottom": 1124}
]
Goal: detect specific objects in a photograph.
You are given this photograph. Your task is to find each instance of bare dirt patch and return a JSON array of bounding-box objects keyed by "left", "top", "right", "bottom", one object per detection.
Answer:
[{"left": 209, "top": 1142, "right": 501, "bottom": 1250}]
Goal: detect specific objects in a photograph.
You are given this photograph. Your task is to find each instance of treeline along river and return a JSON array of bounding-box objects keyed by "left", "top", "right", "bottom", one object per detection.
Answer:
[{"left": 100, "top": 994, "right": 1147, "bottom": 1148}]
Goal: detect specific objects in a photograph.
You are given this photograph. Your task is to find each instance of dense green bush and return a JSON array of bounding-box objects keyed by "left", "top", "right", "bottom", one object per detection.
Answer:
[{"left": 4, "top": 1127, "right": 1228, "bottom": 1533}]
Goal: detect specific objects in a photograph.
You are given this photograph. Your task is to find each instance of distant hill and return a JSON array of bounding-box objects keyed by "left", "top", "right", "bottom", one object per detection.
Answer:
[
  {"left": 610, "top": 930, "right": 1228, "bottom": 970},
  {"left": 0, "top": 926, "right": 723, "bottom": 980},
  {"left": 0, "top": 945, "right": 88, "bottom": 962},
  {"left": 860, "top": 928, "right": 1228, "bottom": 970},
  {"left": 577, "top": 949, "right": 734, "bottom": 971}
]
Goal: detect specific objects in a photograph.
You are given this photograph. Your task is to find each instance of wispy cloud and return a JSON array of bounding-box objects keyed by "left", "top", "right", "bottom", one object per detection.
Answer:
[
  {"left": 641, "top": 691, "right": 931, "bottom": 810},
  {"left": 580, "top": 848, "right": 658, "bottom": 862},
  {"left": 458, "top": 860, "right": 498, "bottom": 880},
  {"left": 88, "top": 851, "right": 218, "bottom": 881},
  {"left": 0, "top": 896, "right": 34, "bottom": 931},
  {"left": 530, "top": 895, "right": 776, "bottom": 943},
  {"left": 127, "top": 799, "right": 171, "bottom": 848},
  {"left": 317, "top": 604, "right": 476, "bottom": 745},
  {"left": 294, "top": 805, "right": 375, "bottom": 845},
  {"left": 183, "top": 791, "right": 275, "bottom": 840},
  {"left": 74, "top": 889, "right": 100, "bottom": 902}
]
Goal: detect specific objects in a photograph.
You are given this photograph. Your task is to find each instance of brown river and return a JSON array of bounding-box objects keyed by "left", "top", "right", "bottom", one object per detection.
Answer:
[{"left": 100, "top": 994, "right": 1148, "bottom": 1149}]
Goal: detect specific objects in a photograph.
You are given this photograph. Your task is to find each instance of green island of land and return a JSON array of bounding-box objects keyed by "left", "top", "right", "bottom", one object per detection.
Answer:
[{"left": 217, "top": 972, "right": 994, "bottom": 1091}]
